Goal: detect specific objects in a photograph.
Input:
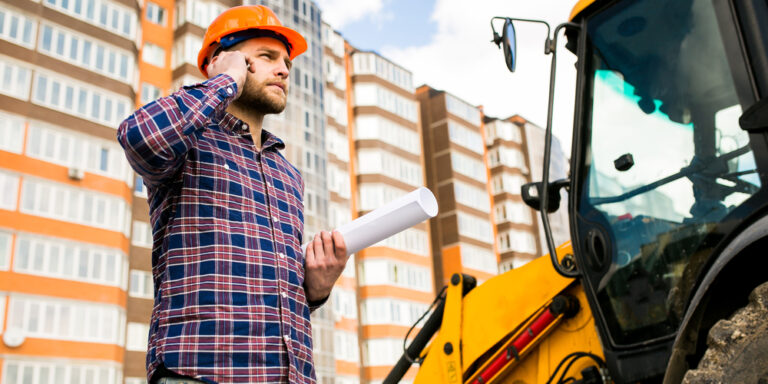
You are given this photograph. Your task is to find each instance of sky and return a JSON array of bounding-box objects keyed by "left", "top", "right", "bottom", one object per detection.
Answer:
[{"left": 316, "top": 0, "right": 580, "bottom": 151}]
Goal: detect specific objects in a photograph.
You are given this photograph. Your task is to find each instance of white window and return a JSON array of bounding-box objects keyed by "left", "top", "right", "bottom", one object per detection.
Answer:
[
  {"left": 453, "top": 180, "right": 490, "bottom": 213},
  {"left": 326, "top": 128, "right": 349, "bottom": 162},
  {"left": 363, "top": 338, "right": 407, "bottom": 366},
  {"left": 129, "top": 269, "right": 153, "bottom": 299},
  {"left": 352, "top": 52, "right": 414, "bottom": 92},
  {"left": 355, "top": 115, "right": 420, "bottom": 155},
  {"left": 372, "top": 227, "right": 429, "bottom": 257},
  {"left": 42, "top": 0, "right": 136, "bottom": 39},
  {"left": 0, "top": 111, "right": 25, "bottom": 153},
  {"left": 142, "top": 42, "right": 165, "bottom": 67},
  {"left": 0, "top": 171, "right": 19, "bottom": 211},
  {"left": 146, "top": 2, "right": 166, "bottom": 25},
  {"left": 486, "top": 119, "right": 522, "bottom": 144},
  {"left": 140, "top": 82, "right": 161, "bottom": 105},
  {"left": 357, "top": 149, "right": 422, "bottom": 187},
  {"left": 171, "top": 34, "right": 201, "bottom": 68},
  {"left": 327, "top": 163, "right": 350, "bottom": 199},
  {"left": 358, "top": 184, "right": 409, "bottom": 212},
  {"left": 460, "top": 243, "right": 497, "bottom": 275},
  {"left": 360, "top": 298, "right": 429, "bottom": 327},
  {"left": 31, "top": 70, "right": 131, "bottom": 128},
  {"left": 0, "top": 231, "right": 11, "bottom": 270},
  {"left": 451, "top": 152, "right": 488, "bottom": 183},
  {"left": 177, "top": 0, "right": 226, "bottom": 29},
  {"left": 331, "top": 287, "right": 357, "bottom": 320},
  {"left": 324, "top": 92, "right": 347, "bottom": 125},
  {"left": 0, "top": 56, "right": 32, "bottom": 101},
  {"left": 333, "top": 330, "right": 359, "bottom": 363},
  {"left": 0, "top": 6, "right": 37, "bottom": 48},
  {"left": 131, "top": 221, "right": 152, "bottom": 248},
  {"left": 6, "top": 294, "right": 125, "bottom": 345},
  {"left": 37, "top": 22, "right": 134, "bottom": 83},
  {"left": 492, "top": 172, "right": 527, "bottom": 195},
  {"left": 328, "top": 201, "right": 350, "bottom": 230},
  {"left": 26, "top": 122, "right": 132, "bottom": 181},
  {"left": 20, "top": 178, "right": 129, "bottom": 233},
  {"left": 0, "top": 292, "right": 5, "bottom": 333},
  {"left": 13, "top": 233, "right": 126, "bottom": 287},
  {"left": 456, "top": 212, "right": 493, "bottom": 244},
  {"left": 498, "top": 229, "right": 538, "bottom": 254},
  {"left": 358, "top": 259, "right": 431, "bottom": 292},
  {"left": 353, "top": 83, "right": 418, "bottom": 123},
  {"left": 489, "top": 146, "right": 528, "bottom": 172},
  {"left": 125, "top": 378, "right": 146, "bottom": 384},
  {"left": 446, "top": 94, "right": 481, "bottom": 126},
  {"left": 2, "top": 358, "right": 123, "bottom": 384},
  {"left": 495, "top": 201, "right": 533, "bottom": 225},
  {"left": 126, "top": 322, "right": 149, "bottom": 351},
  {"left": 448, "top": 120, "right": 484, "bottom": 154}
]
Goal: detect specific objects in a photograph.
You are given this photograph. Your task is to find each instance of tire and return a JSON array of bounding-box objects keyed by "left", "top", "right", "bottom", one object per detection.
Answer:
[{"left": 682, "top": 282, "right": 768, "bottom": 384}]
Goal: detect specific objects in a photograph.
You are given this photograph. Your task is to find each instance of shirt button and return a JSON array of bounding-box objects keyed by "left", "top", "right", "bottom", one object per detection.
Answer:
[
  {"left": 280, "top": 291, "right": 287, "bottom": 298},
  {"left": 284, "top": 335, "right": 291, "bottom": 342},
  {"left": 278, "top": 252, "right": 286, "bottom": 258},
  {"left": 226, "top": 87, "right": 233, "bottom": 95},
  {"left": 224, "top": 164, "right": 230, "bottom": 170},
  {"left": 272, "top": 216, "right": 279, "bottom": 222}
]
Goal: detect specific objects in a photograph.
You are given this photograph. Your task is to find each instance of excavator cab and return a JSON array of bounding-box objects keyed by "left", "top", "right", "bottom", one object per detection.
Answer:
[{"left": 497, "top": 0, "right": 768, "bottom": 381}]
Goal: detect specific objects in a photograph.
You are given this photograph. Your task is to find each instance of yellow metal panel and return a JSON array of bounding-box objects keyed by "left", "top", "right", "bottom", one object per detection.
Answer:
[{"left": 460, "top": 244, "right": 575, "bottom": 368}]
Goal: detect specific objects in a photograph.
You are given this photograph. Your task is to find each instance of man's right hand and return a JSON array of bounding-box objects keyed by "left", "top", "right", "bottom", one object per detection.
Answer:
[{"left": 206, "top": 51, "right": 254, "bottom": 99}]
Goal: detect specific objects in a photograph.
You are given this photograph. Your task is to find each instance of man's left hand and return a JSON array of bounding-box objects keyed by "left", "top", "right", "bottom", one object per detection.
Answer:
[{"left": 304, "top": 231, "right": 348, "bottom": 302}]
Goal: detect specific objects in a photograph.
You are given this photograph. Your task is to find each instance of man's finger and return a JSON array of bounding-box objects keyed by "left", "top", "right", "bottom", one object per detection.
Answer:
[
  {"left": 321, "top": 231, "right": 334, "bottom": 261},
  {"left": 332, "top": 231, "right": 347, "bottom": 260},
  {"left": 305, "top": 233, "right": 316, "bottom": 264},
  {"left": 312, "top": 233, "right": 324, "bottom": 265}
]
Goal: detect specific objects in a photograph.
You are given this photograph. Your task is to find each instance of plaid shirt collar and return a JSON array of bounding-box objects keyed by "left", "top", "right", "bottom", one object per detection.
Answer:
[{"left": 218, "top": 112, "right": 286, "bottom": 151}]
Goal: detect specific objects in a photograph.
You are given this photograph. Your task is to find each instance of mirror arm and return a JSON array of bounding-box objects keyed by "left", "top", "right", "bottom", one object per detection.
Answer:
[{"left": 541, "top": 22, "right": 581, "bottom": 278}]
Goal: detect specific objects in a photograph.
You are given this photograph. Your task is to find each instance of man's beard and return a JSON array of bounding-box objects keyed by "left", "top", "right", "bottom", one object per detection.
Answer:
[{"left": 234, "top": 76, "right": 287, "bottom": 114}]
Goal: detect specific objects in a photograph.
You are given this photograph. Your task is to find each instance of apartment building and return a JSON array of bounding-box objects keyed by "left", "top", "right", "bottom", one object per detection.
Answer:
[
  {"left": 0, "top": 0, "right": 138, "bottom": 381},
  {"left": 416, "top": 86, "right": 498, "bottom": 289},
  {"left": 484, "top": 115, "right": 542, "bottom": 271},
  {"left": 523, "top": 122, "right": 571, "bottom": 254}
]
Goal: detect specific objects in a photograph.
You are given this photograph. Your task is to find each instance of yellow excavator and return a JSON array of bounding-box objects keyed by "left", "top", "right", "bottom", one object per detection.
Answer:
[{"left": 385, "top": 0, "right": 768, "bottom": 382}]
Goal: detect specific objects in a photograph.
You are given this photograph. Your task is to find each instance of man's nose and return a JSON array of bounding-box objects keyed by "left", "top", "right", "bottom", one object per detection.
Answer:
[{"left": 274, "top": 61, "right": 289, "bottom": 78}]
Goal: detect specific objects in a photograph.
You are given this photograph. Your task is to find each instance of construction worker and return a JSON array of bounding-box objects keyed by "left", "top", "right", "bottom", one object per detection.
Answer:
[{"left": 117, "top": 5, "right": 348, "bottom": 383}]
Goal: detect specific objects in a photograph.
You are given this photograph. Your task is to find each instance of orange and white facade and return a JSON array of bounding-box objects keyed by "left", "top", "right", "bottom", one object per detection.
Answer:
[
  {"left": 0, "top": 0, "right": 139, "bottom": 380},
  {"left": 416, "top": 86, "right": 499, "bottom": 289}
]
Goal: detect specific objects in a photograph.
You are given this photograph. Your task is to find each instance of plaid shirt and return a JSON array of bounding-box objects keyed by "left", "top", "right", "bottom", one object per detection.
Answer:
[{"left": 117, "top": 74, "right": 321, "bottom": 383}]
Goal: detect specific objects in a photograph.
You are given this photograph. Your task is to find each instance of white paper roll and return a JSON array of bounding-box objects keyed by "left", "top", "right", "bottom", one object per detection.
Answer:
[{"left": 302, "top": 187, "right": 438, "bottom": 256}]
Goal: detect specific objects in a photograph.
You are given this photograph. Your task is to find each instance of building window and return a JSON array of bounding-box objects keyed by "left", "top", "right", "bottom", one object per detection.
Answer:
[
  {"left": 0, "top": 6, "right": 36, "bottom": 48},
  {"left": 142, "top": 42, "right": 165, "bottom": 67},
  {"left": 0, "top": 231, "right": 11, "bottom": 270},
  {"left": 20, "top": 178, "right": 129, "bottom": 233},
  {"left": 0, "top": 57, "right": 32, "bottom": 101},
  {"left": 129, "top": 269, "right": 153, "bottom": 299},
  {"left": 140, "top": 82, "right": 161, "bottom": 105},
  {"left": 456, "top": 212, "right": 494, "bottom": 244},
  {"left": 6, "top": 295, "right": 125, "bottom": 344},
  {"left": 13, "top": 234, "right": 126, "bottom": 287},
  {"left": 146, "top": 2, "right": 166, "bottom": 25},
  {"left": 453, "top": 180, "right": 490, "bottom": 213},
  {"left": 126, "top": 322, "right": 149, "bottom": 351},
  {"left": 38, "top": 23, "right": 133, "bottom": 83},
  {"left": 448, "top": 120, "right": 484, "bottom": 154},
  {"left": 451, "top": 152, "right": 488, "bottom": 183},
  {"left": 2, "top": 359, "right": 124, "bottom": 384},
  {"left": 0, "top": 171, "right": 19, "bottom": 211},
  {"left": 131, "top": 221, "right": 152, "bottom": 248},
  {"left": 41, "top": 0, "right": 136, "bottom": 39}
]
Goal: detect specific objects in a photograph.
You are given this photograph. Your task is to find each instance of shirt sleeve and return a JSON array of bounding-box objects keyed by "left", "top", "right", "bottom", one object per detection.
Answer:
[
  {"left": 307, "top": 295, "right": 330, "bottom": 312},
  {"left": 116, "top": 74, "right": 238, "bottom": 186}
]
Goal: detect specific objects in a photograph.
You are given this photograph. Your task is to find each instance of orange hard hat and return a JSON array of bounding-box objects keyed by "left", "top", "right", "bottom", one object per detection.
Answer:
[{"left": 197, "top": 5, "right": 307, "bottom": 77}]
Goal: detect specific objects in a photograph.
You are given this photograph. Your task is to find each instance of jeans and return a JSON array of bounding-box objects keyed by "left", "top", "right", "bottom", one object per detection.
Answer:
[{"left": 155, "top": 377, "right": 206, "bottom": 384}]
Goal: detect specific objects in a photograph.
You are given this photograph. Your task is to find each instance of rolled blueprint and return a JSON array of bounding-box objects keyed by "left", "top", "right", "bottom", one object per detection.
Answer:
[{"left": 302, "top": 187, "right": 438, "bottom": 256}]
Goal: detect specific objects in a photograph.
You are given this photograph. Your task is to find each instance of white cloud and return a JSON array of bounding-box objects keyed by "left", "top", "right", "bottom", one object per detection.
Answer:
[
  {"left": 380, "top": 0, "right": 579, "bottom": 148},
  {"left": 315, "top": 0, "right": 385, "bottom": 29}
]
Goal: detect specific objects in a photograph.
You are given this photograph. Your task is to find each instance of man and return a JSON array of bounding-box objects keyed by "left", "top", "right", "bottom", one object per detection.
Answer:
[{"left": 117, "top": 5, "right": 348, "bottom": 383}]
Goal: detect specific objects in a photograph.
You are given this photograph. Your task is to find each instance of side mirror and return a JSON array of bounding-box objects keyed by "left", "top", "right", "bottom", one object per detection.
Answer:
[
  {"left": 502, "top": 18, "right": 517, "bottom": 72},
  {"left": 740, "top": 97, "right": 768, "bottom": 131},
  {"left": 521, "top": 179, "right": 569, "bottom": 213}
]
